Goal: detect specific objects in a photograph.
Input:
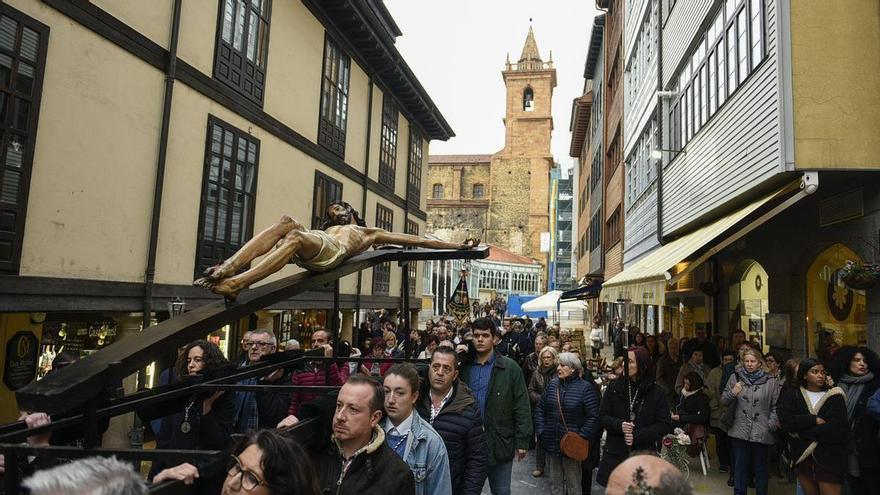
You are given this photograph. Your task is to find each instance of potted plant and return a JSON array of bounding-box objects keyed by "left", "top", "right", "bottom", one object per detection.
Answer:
[{"left": 840, "top": 260, "right": 880, "bottom": 290}]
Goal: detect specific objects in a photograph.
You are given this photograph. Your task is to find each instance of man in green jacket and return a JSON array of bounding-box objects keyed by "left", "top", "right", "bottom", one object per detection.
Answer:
[{"left": 460, "top": 317, "right": 533, "bottom": 495}]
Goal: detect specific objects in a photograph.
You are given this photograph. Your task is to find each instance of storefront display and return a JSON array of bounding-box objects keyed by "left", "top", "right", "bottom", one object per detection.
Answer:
[
  {"left": 806, "top": 243, "right": 868, "bottom": 357},
  {"left": 279, "top": 310, "right": 328, "bottom": 349}
]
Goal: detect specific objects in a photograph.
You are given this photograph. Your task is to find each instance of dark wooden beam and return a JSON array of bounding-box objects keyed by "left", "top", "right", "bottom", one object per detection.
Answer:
[{"left": 15, "top": 247, "right": 488, "bottom": 413}]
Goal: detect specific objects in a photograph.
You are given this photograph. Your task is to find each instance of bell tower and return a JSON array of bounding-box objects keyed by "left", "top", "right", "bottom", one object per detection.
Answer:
[{"left": 501, "top": 25, "right": 557, "bottom": 157}]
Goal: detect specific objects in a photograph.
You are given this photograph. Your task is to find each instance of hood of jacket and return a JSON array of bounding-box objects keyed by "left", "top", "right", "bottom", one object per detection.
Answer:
[{"left": 332, "top": 425, "right": 386, "bottom": 457}]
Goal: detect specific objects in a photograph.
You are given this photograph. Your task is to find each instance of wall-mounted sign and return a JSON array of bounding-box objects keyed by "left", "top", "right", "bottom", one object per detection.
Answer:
[{"left": 4, "top": 331, "right": 39, "bottom": 391}]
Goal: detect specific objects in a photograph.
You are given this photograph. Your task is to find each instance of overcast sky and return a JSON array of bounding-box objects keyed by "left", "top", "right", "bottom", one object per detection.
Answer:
[{"left": 385, "top": 0, "right": 600, "bottom": 167}]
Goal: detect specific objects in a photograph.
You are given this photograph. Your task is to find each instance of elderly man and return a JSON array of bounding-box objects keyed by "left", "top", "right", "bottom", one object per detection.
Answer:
[
  {"left": 234, "top": 329, "right": 276, "bottom": 433},
  {"left": 22, "top": 456, "right": 148, "bottom": 494},
  {"left": 416, "top": 347, "right": 488, "bottom": 495},
  {"left": 311, "top": 376, "right": 415, "bottom": 495},
  {"left": 195, "top": 201, "right": 478, "bottom": 300},
  {"left": 606, "top": 454, "right": 692, "bottom": 495}
]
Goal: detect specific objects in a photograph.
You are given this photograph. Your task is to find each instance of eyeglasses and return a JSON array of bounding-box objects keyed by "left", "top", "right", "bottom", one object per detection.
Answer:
[
  {"left": 227, "top": 455, "right": 267, "bottom": 491},
  {"left": 244, "top": 341, "right": 275, "bottom": 349}
]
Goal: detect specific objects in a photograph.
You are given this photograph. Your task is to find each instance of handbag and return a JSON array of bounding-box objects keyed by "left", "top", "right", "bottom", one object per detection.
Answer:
[{"left": 556, "top": 387, "right": 590, "bottom": 461}]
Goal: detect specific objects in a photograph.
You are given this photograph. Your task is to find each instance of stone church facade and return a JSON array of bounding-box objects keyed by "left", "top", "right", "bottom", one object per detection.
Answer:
[{"left": 427, "top": 27, "right": 556, "bottom": 284}]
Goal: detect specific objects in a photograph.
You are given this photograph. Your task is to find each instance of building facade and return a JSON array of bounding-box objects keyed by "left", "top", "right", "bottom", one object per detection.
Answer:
[
  {"left": 427, "top": 27, "right": 555, "bottom": 286},
  {"left": 0, "top": 0, "right": 451, "bottom": 421},
  {"left": 602, "top": 0, "right": 626, "bottom": 281},
  {"left": 550, "top": 165, "right": 575, "bottom": 290},
  {"left": 598, "top": 0, "right": 880, "bottom": 357}
]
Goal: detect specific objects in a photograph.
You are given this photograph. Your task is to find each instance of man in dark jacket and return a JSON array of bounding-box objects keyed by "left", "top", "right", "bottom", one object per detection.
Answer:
[
  {"left": 460, "top": 317, "right": 533, "bottom": 495},
  {"left": 309, "top": 375, "right": 415, "bottom": 495},
  {"left": 416, "top": 347, "right": 488, "bottom": 495}
]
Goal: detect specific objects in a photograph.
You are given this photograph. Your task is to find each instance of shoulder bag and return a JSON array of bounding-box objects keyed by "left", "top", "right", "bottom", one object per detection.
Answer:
[{"left": 556, "top": 387, "right": 590, "bottom": 461}]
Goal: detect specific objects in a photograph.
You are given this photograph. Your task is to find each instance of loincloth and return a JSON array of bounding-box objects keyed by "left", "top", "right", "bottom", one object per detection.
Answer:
[{"left": 291, "top": 230, "right": 348, "bottom": 272}]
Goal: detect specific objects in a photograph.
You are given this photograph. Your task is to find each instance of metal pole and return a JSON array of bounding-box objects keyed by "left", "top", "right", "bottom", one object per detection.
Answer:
[{"left": 401, "top": 262, "right": 412, "bottom": 356}]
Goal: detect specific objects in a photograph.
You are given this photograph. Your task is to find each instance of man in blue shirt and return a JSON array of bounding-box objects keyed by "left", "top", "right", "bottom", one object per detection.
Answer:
[{"left": 460, "top": 317, "right": 532, "bottom": 495}]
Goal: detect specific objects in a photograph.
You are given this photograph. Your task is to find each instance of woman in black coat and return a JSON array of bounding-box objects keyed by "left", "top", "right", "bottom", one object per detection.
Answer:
[
  {"left": 148, "top": 340, "right": 236, "bottom": 481},
  {"left": 828, "top": 346, "right": 880, "bottom": 494},
  {"left": 778, "top": 358, "right": 849, "bottom": 495},
  {"left": 596, "top": 346, "right": 672, "bottom": 487},
  {"left": 672, "top": 371, "right": 710, "bottom": 429}
]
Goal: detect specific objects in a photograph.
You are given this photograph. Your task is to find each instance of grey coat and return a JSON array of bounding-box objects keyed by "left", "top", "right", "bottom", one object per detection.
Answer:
[{"left": 721, "top": 370, "right": 779, "bottom": 445}]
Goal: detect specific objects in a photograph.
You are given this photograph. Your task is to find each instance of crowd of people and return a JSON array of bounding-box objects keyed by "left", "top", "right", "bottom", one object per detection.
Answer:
[{"left": 7, "top": 308, "right": 880, "bottom": 495}]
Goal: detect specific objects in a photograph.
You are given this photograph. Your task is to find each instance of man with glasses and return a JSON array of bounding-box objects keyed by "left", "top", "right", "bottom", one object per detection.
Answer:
[
  {"left": 233, "top": 329, "right": 276, "bottom": 433},
  {"left": 416, "top": 347, "right": 488, "bottom": 495},
  {"left": 460, "top": 317, "right": 532, "bottom": 495}
]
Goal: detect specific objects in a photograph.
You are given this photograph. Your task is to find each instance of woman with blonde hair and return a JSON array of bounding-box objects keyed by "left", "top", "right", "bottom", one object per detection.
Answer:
[
  {"left": 528, "top": 346, "right": 559, "bottom": 477},
  {"left": 722, "top": 347, "right": 780, "bottom": 495}
]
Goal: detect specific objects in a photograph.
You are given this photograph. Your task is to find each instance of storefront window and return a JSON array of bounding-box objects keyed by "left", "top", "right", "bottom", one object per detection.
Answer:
[
  {"left": 738, "top": 260, "right": 769, "bottom": 353},
  {"left": 806, "top": 244, "right": 868, "bottom": 358},
  {"left": 279, "top": 310, "right": 328, "bottom": 349}
]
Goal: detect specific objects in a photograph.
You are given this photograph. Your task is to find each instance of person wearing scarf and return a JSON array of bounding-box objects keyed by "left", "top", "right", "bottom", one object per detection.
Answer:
[
  {"left": 674, "top": 349, "right": 707, "bottom": 396},
  {"left": 829, "top": 346, "right": 880, "bottom": 494},
  {"left": 721, "top": 348, "right": 780, "bottom": 495},
  {"left": 778, "top": 358, "right": 849, "bottom": 495}
]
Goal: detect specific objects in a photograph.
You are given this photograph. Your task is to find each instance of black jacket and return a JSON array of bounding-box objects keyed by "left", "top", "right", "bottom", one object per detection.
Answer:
[
  {"left": 840, "top": 374, "right": 880, "bottom": 469},
  {"left": 416, "top": 381, "right": 488, "bottom": 495},
  {"left": 778, "top": 386, "right": 849, "bottom": 477},
  {"left": 600, "top": 378, "right": 671, "bottom": 455},
  {"left": 312, "top": 426, "right": 415, "bottom": 495},
  {"left": 254, "top": 371, "right": 292, "bottom": 429},
  {"left": 675, "top": 390, "right": 710, "bottom": 427}
]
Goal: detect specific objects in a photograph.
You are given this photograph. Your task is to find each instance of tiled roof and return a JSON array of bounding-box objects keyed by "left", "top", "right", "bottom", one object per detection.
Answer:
[
  {"left": 485, "top": 244, "right": 541, "bottom": 265},
  {"left": 428, "top": 154, "right": 493, "bottom": 164}
]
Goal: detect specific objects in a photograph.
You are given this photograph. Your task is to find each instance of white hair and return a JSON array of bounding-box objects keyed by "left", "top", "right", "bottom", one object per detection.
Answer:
[
  {"left": 285, "top": 339, "right": 301, "bottom": 350},
  {"left": 558, "top": 352, "right": 583, "bottom": 373},
  {"left": 251, "top": 328, "right": 277, "bottom": 345},
  {"left": 22, "top": 456, "right": 148, "bottom": 495}
]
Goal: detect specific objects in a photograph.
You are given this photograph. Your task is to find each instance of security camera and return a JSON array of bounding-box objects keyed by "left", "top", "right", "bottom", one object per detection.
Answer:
[{"left": 801, "top": 172, "right": 819, "bottom": 195}]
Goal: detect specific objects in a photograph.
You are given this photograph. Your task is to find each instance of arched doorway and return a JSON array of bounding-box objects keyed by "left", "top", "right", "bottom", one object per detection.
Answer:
[
  {"left": 806, "top": 244, "right": 868, "bottom": 359},
  {"left": 729, "top": 259, "right": 770, "bottom": 353}
]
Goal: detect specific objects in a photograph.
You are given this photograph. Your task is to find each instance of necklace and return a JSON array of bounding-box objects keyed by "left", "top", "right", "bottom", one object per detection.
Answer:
[
  {"left": 628, "top": 383, "right": 641, "bottom": 422},
  {"left": 180, "top": 401, "right": 196, "bottom": 434}
]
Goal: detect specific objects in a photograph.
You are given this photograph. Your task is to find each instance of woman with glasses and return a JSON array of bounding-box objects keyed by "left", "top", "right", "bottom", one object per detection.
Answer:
[
  {"left": 528, "top": 346, "right": 559, "bottom": 478},
  {"left": 154, "top": 429, "right": 321, "bottom": 495},
  {"left": 147, "top": 339, "right": 236, "bottom": 480}
]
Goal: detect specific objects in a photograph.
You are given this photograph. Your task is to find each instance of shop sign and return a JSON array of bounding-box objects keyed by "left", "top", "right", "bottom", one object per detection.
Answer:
[{"left": 4, "top": 331, "right": 39, "bottom": 391}]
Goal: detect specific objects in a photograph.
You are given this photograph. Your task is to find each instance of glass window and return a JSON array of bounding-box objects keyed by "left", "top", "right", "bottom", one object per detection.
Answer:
[
  {"left": 432, "top": 183, "right": 444, "bottom": 199},
  {"left": 214, "top": 0, "right": 271, "bottom": 104},
  {"left": 378, "top": 95, "right": 398, "bottom": 189},
  {"left": 372, "top": 205, "right": 394, "bottom": 295},
  {"left": 196, "top": 118, "right": 259, "bottom": 278},
  {"left": 311, "top": 171, "right": 342, "bottom": 229},
  {"left": 318, "top": 36, "right": 350, "bottom": 158},
  {"left": 473, "top": 183, "right": 484, "bottom": 199},
  {"left": 750, "top": 0, "right": 764, "bottom": 68},
  {"left": 737, "top": 9, "right": 748, "bottom": 84},
  {"left": 407, "top": 128, "right": 423, "bottom": 203}
]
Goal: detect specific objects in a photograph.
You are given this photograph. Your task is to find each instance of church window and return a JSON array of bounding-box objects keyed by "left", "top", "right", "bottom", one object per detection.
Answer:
[
  {"left": 473, "top": 183, "right": 484, "bottom": 199},
  {"left": 523, "top": 87, "right": 534, "bottom": 111},
  {"left": 432, "top": 183, "right": 444, "bottom": 199}
]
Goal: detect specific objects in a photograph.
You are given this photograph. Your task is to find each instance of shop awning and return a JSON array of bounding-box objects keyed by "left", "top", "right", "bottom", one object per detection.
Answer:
[
  {"left": 521, "top": 290, "right": 587, "bottom": 312},
  {"left": 600, "top": 181, "right": 809, "bottom": 305},
  {"left": 560, "top": 280, "right": 603, "bottom": 301}
]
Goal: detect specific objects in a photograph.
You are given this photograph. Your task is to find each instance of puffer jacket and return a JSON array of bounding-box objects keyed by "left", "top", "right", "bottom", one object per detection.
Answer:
[
  {"left": 535, "top": 375, "right": 600, "bottom": 457},
  {"left": 288, "top": 362, "right": 342, "bottom": 416},
  {"left": 313, "top": 426, "right": 415, "bottom": 495},
  {"left": 778, "top": 386, "right": 849, "bottom": 477},
  {"left": 416, "top": 381, "right": 488, "bottom": 495},
  {"left": 600, "top": 377, "right": 671, "bottom": 456},
  {"left": 721, "top": 370, "right": 779, "bottom": 445}
]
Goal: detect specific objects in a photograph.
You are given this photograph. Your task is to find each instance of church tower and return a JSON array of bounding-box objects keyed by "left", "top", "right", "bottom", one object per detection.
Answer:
[{"left": 487, "top": 25, "right": 556, "bottom": 274}]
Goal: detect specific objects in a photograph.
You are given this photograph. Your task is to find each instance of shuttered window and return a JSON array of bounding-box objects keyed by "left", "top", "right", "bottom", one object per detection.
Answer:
[
  {"left": 195, "top": 117, "right": 259, "bottom": 278},
  {"left": 372, "top": 204, "right": 393, "bottom": 295},
  {"left": 214, "top": 0, "right": 271, "bottom": 105},
  {"left": 0, "top": 7, "right": 47, "bottom": 274}
]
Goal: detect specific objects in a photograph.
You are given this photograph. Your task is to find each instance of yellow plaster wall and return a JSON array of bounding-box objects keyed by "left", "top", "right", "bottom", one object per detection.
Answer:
[
  {"left": 92, "top": 0, "right": 172, "bottom": 49},
  {"left": 345, "top": 63, "right": 370, "bottom": 171},
  {"left": 177, "top": 0, "right": 219, "bottom": 76},
  {"left": 17, "top": 5, "right": 163, "bottom": 281},
  {"left": 262, "top": 0, "right": 324, "bottom": 145},
  {"left": 791, "top": 0, "right": 880, "bottom": 169},
  {"left": 367, "top": 86, "right": 384, "bottom": 184}
]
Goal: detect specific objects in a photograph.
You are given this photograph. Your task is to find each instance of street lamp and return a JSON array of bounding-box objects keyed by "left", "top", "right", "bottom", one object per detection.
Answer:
[{"left": 167, "top": 297, "right": 186, "bottom": 317}]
